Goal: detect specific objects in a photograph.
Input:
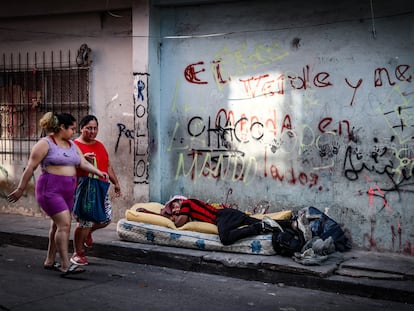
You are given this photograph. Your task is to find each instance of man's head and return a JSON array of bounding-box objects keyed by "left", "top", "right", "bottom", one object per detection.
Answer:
[
  {"left": 169, "top": 199, "right": 182, "bottom": 216},
  {"left": 161, "top": 198, "right": 183, "bottom": 221},
  {"left": 163, "top": 195, "right": 187, "bottom": 215}
]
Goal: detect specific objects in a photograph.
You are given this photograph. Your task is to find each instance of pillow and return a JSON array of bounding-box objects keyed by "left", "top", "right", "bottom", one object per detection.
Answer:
[
  {"left": 252, "top": 210, "right": 292, "bottom": 220},
  {"left": 178, "top": 221, "right": 219, "bottom": 234},
  {"left": 130, "top": 202, "right": 164, "bottom": 214},
  {"left": 125, "top": 209, "right": 177, "bottom": 229}
]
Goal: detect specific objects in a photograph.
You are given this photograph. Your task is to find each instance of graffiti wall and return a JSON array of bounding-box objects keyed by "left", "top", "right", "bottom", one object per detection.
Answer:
[{"left": 152, "top": 0, "right": 414, "bottom": 253}]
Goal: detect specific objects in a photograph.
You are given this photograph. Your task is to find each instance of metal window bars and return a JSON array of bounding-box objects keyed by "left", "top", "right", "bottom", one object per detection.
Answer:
[{"left": 0, "top": 50, "right": 89, "bottom": 162}]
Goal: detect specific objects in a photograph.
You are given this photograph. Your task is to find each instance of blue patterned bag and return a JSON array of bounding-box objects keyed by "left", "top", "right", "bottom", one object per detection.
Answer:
[{"left": 73, "top": 176, "right": 110, "bottom": 222}]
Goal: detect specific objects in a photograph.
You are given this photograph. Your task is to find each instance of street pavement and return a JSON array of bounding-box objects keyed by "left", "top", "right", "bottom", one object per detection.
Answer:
[
  {"left": 1, "top": 245, "right": 413, "bottom": 311},
  {"left": 0, "top": 213, "right": 413, "bottom": 304}
]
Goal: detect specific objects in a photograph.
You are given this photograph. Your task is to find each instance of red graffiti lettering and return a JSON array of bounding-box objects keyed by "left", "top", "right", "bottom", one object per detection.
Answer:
[
  {"left": 319, "top": 117, "right": 332, "bottom": 133},
  {"left": 265, "top": 110, "right": 277, "bottom": 135},
  {"left": 281, "top": 115, "right": 292, "bottom": 133},
  {"left": 338, "top": 120, "right": 350, "bottom": 137},
  {"left": 298, "top": 172, "right": 308, "bottom": 185},
  {"left": 216, "top": 109, "right": 290, "bottom": 138},
  {"left": 309, "top": 173, "right": 319, "bottom": 188},
  {"left": 212, "top": 59, "right": 229, "bottom": 84},
  {"left": 288, "top": 167, "right": 297, "bottom": 184},
  {"left": 239, "top": 74, "right": 269, "bottom": 98},
  {"left": 262, "top": 79, "right": 276, "bottom": 96},
  {"left": 184, "top": 61, "right": 208, "bottom": 84},
  {"left": 268, "top": 164, "right": 320, "bottom": 189},
  {"left": 374, "top": 67, "right": 396, "bottom": 87},
  {"left": 289, "top": 65, "right": 333, "bottom": 90},
  {"left": 215, "top": 108, "right": 235, "bottom": 127},
  {"left": 318, "top": 117, "right": 351, "bottom": 137},
  {"left": 270, "top": 165, "right": 284, "bottom": 181},
  {"left": 313, "top": 71, "right": 332, "bottom": 87},
  {"left": 345, "top": 77, "right": 363, "bottom": 106},
  {"left": 395, "top": 64, "right": 412, "bottom": 82}
]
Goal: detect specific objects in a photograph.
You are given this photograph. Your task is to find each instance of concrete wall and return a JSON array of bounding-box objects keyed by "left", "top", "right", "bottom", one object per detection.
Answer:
[
  {"left": 1, "top": 0, "right": 413, "bottom": 253},
  {"left": 150, "top": 0, "right": 414, "bottom": 253},
  {"left": 0, "top": 7, "right": 137, "bottom": 221}
]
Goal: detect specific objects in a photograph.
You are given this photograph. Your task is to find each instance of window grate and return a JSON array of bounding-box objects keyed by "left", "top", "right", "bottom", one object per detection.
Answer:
[{"left": 0, "top": 50, "right": 89, "bottom": 162}]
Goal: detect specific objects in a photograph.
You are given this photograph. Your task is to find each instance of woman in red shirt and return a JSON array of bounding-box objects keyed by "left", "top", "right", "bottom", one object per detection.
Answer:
[{"left": 71, "top": 115, "right": 121, "bottom": 266}]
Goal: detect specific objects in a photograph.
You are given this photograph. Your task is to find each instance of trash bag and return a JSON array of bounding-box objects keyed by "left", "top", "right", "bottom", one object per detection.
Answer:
[{"left": 272, "top": 228, "right": 305, "bottom": 257}]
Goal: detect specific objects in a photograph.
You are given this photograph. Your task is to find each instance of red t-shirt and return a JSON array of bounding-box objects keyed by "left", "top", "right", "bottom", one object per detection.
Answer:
[
  {"left": 179, "top": 199, "right": 218, "bottom": 224},
  {"left": 74, "top": 140, "right": 109, "bottom": 180}
]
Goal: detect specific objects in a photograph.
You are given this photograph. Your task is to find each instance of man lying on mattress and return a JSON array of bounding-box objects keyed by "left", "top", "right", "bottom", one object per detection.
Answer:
[{"left": 137, "top": 195, "right": 284, "bottom": 245}]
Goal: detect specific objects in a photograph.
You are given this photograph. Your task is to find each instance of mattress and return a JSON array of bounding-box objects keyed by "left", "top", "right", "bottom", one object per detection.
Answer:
[{"left": 117, "top": 218, "right": 276, "bottom": 255}]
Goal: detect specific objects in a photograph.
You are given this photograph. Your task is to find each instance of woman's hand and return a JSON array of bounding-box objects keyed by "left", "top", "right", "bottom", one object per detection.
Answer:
[
  {"left": 113, "top": 184, "right": 121, "bottom": 197},
  {"left": 84, "top": 152, "right": 96, "bottom": 163},
  {"left": 7, "top": 188, "right": 24, "bottom": 203},
  {"left": 101, "top": 172, "right": 109, "bottom": 181},
  {"left": 95, "top": 170, "right": 109, "bottom": 180}
]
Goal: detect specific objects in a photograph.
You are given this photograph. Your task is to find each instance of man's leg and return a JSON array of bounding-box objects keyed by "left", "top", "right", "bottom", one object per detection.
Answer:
[{"left": 216, "top": 209, "right": 262, "bottom": 245}]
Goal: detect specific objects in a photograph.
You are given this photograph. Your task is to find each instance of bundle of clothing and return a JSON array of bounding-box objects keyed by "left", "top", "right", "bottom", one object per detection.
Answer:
[{"left": 271, "top": 206, "right": 352, "bottom": 265}]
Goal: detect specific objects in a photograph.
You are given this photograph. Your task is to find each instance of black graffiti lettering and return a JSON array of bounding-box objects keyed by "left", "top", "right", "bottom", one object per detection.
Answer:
[
  {"left": 135, "top": 159, "right": 146, "bottom": 178},
  {"left": 188, "top": 115, "right": 267, "bottom": 149},
  {"left": 344, "top": 143, "right": 414, "bottom": 207},
  {"left": 136, "top": 104, "right": 146, "bottom": 118},
  {"left": 234, "top": 117, "right": 249, "bottom": 143},
  {"left": 115, "top": 123, "right": 134, "bottom": 153},
  {"left": 207, "top": 116, "right": 234, "bottom": 149},
  {"left": 250, "top": 121, "right": 264, "bottom": 141},
  {"left": 343, "top": 146, "right": 364, "bottom": 181},
  {"left": 188, "top": 116, "right": 205, "bottom": 137}
]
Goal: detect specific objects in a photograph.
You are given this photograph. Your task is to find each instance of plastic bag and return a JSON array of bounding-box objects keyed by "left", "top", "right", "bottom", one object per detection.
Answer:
[{"left": 73, "top": 176, "right": 110, "bottom": 222}]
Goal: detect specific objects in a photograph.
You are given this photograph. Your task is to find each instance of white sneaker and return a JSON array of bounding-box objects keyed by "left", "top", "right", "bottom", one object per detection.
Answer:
[
  {"left": 296, "top": 212, "right": 312, "bottom": 241},
  {"left": 262, "top": 216, "right": 284, "bottom": 232}
]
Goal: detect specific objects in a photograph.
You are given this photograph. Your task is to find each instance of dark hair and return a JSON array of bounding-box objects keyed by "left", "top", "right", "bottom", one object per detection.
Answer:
[
  {"left": 79, "top": 115, "right": 99, "bottom": 129},
  {"left": 57, "top": 113, "right": 77, "bottom": 129},
  {"left": 39, "top": 112, "right": 76, "bottom": 133}
]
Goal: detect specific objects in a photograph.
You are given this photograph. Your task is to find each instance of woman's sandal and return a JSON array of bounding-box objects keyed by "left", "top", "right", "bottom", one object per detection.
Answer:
[
  {"left": 44, "top": 262, "right": 61, "bottom": 272},
  {"left": 61, "top": 263, "right": 86, "bottom": 277}
]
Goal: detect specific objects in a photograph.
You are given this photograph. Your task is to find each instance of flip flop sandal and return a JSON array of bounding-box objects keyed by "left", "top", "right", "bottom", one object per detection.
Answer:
[
  {"left": 61, "top": 263, "right": 86, "bottom": 277},
  {"left": 44, "top": 262, "right": 61, "bottom": 272}
]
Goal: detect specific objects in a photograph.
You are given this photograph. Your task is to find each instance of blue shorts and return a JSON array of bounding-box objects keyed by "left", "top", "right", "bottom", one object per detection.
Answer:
[{"left": 36, "top": 173, "right": 77, "bottom": 217}]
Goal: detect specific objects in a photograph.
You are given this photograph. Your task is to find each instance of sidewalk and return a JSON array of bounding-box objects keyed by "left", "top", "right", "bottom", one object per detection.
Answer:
[{"left": 0, "top": 213, "right": 413, "bottom": 304}]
